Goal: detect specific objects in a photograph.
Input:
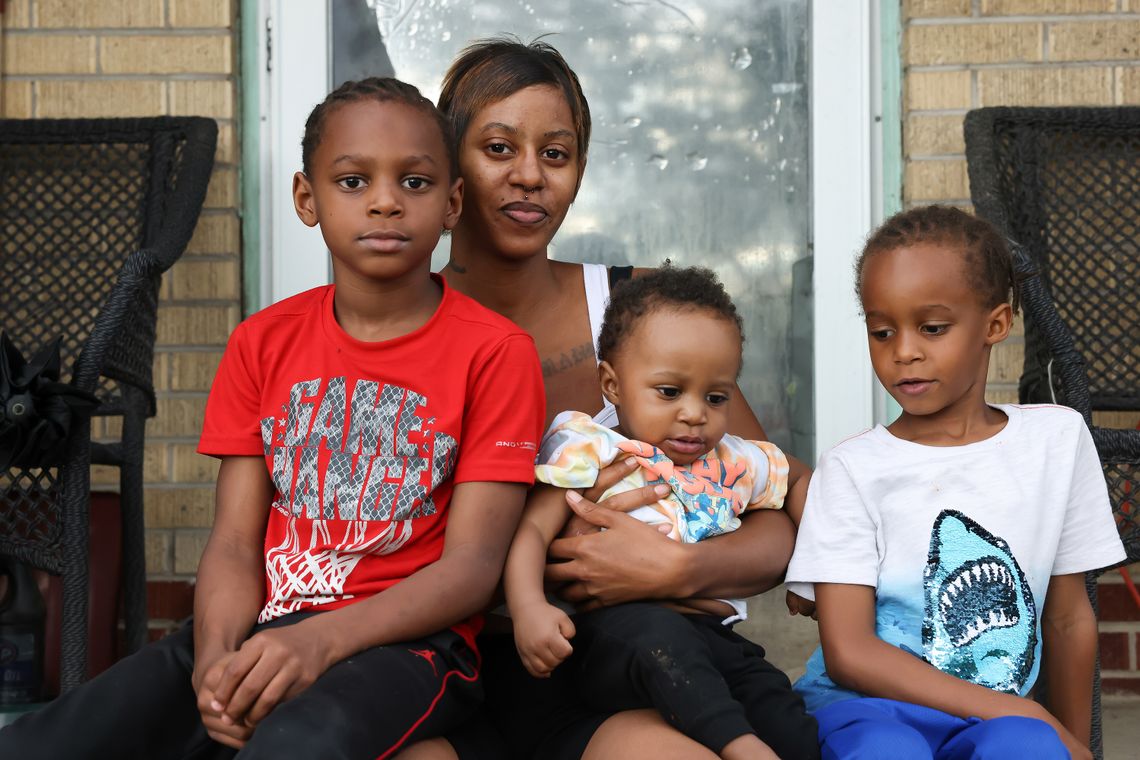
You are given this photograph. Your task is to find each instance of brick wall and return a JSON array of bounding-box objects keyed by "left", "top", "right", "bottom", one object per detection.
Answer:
[
  {"left": 903, "top": 0, "right": 1140, "bottom": 695},
  {"left": 1, "top": 0, "right": 241, "bottom": 638}
]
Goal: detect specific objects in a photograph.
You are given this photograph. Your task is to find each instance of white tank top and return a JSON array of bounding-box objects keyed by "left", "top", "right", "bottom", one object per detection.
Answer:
[{"left": 581, "top": 262, "right": 619, "bottom": 429}]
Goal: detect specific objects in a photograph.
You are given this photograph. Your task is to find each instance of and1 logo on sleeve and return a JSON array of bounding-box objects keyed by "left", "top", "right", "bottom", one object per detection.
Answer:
[
  {"left": 922, "top": 510, "right": 1038, "bottom": 694},
  {"left": 255, "top": 376, "right": 458, "bottom": 621}
]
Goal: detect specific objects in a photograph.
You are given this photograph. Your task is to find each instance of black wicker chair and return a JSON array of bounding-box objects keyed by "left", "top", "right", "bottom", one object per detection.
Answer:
[
  {"left": 0, "top": 117, "right": 217, "bottom": 692},
  {"left": 965, "top": 106, "right": 1140, "bottom": 760}
]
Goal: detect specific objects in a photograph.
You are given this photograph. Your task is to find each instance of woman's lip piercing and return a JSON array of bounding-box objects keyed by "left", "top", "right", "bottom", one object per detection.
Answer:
[{"left": 524, "top": 194, "right": 529, "bottom": 200}]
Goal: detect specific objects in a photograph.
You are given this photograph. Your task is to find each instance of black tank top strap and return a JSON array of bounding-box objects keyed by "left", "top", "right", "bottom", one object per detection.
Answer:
[{"left": 607, "top": 265, "right": 634, "bottom": 288}]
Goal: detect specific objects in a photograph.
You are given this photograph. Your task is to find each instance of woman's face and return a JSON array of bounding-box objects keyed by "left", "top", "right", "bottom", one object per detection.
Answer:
[{"left": 455, "top": 84, "right": 585, "bottom": 260}]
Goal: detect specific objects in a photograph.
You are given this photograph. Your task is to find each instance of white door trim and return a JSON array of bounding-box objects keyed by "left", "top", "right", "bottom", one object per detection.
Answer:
[
  {"left": 811, "top": 0, "right": 877, "bottom": 458},
  {"left": 262, "top": 0, "right": 331, "bottom": 306}
]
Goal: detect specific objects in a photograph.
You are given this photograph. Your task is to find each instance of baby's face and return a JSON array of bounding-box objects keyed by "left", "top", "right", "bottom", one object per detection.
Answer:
[{"left": 603, "top": 307, "right": 741, "bottom": 465}]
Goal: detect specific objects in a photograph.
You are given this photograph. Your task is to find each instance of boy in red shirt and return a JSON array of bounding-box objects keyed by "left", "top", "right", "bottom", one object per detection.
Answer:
[{"left": 0, "top": 77, "right": 544, "bottom": 760}]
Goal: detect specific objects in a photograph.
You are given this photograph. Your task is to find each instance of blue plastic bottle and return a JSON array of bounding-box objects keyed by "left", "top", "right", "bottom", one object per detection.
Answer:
[{"left": 0, "top": 558, "right": 45, "bottom": 705}]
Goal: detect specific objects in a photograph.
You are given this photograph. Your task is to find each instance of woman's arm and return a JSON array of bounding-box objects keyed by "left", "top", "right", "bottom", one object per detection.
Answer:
[
  {"left": 816, "top": 583, "right": 1091, "bottom": 760},
  {"left": 192, "top": 456, "right": 274, "bottom": 747},
  {"left": 1041, "top": 572, "right": 1097, "bottom": 747},
  {"left": 545, "top": 486, "right": 795, "bottom": 607},
  {"left": 210, "top": 481, "right": 528, "bottom": 728}
]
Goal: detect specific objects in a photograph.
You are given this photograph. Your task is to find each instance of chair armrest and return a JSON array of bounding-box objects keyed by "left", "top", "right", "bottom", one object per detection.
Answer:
[
  {"left": 69, "top": 248, "right": 160, "bottom": 405},
  {"left": 1090, "top": 426, "right": 1140, "bottom": 564},
  {"left": 1013, "top": 246, "right": 1093, "bottom": 424},
  {"left": 70, "top": 118, "right": 217, "bottom": 409}
]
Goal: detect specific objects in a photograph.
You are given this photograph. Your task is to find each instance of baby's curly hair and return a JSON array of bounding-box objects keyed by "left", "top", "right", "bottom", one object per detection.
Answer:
[{"left": 597, "top": 264, "right": 744, "bottom": 365}]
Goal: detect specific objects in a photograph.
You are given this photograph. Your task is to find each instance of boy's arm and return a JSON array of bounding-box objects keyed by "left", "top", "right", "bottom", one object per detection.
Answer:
[
  {"left": 1041, "top": 572, "right": 1097, "bottom": 747},
  {"left": 211, "top": 480, "right": 527, "bottom": 727},
  {"left": 817, "top": 583, "right": 1091, "bottom": 759},
  {"left": 192, "top": 456, "right": 273, "bottom": 747}
]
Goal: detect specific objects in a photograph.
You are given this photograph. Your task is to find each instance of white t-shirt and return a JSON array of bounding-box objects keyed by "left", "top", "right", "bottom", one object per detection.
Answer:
[{"left": 786, "top": 404, "right": 1127, "bottom": 712}]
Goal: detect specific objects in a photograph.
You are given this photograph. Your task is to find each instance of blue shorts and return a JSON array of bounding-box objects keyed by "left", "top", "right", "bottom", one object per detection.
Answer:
[{"left": 814, "top": 697, "right": 1070, "bottom": 760}]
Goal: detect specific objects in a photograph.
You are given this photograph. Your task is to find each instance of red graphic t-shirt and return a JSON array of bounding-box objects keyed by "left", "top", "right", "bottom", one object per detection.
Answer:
[{"left": 198, "top": 276, "right": 544, "bottom": 644}]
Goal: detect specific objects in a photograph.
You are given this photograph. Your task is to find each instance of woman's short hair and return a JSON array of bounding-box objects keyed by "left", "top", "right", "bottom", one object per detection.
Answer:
[{"left": 438, "top": 36, "right": 591, "bottom": 164}]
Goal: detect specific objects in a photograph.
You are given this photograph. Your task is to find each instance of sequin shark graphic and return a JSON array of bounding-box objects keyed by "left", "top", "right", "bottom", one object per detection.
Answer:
[{"left": 922, "top": 510, "right": 1036, "bottom": 694}]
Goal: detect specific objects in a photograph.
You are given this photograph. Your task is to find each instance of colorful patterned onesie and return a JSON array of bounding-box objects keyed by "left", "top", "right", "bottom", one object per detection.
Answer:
[{"left": 535, "top": 410, "right": 789, "bottom": 545}]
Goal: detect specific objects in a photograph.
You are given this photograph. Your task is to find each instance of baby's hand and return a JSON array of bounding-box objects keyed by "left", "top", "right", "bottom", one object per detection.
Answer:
[
  {"left": 512, "top": 601, "right": 576, "bottom": 678},
  {"left": 786, "top": 589, "right": 817, "bottom": 619}
]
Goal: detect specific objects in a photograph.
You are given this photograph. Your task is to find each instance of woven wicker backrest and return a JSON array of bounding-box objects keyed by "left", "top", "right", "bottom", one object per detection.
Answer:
[
  {"left": 967, "top": 108, "right": 1140, "bottom": 412},
  {"left": 0, "top": 120, "right": 193, "bottom": 402},
  {"left": 1, "top": 117, "right": 215, "bottom": 551}
]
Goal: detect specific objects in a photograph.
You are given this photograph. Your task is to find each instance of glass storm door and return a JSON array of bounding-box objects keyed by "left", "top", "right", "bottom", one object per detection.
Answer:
[{"left": 260, "top": 0, "right": 881, "bottom": 461}]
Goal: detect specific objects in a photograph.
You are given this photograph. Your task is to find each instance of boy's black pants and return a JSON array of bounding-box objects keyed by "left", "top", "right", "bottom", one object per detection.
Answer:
[
  {"left": 572, "top": 602, "right": 821, "bottom": 760},
  {"left": 0, "top": 612, "right": 482, "bottom": 760}
]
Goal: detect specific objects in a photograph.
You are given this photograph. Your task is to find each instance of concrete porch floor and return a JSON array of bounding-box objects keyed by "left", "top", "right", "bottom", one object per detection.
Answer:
[{"left": 1104, "top": 698, "right": 1140, "bottom": 760}]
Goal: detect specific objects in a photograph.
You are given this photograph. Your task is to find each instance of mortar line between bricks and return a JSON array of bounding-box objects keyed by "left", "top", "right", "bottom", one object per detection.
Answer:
[
  {"left": 908, "top": 61, "right": 1140, "bottom": 71},
  {"left": 3, "top": 72, "right": 233, "bottom": 81},
  {"left": 154, "top": 345, "right": 229, "bottom": 352},
  {"left": 904, "top": 108, "right": 972, "bottom": 116},
  {"left": 907, "top": 155, "right": 969, "bottom": 161},
  {"left": 176, "top": 252, "right": 243, "bottom": 260},
  {"left": 908, "top": 14, "right": 1140, "bottom": 25},
  {"left": 4, "top": 28, "right": 232, "bottom": 36},
  {"left": 904, "top": 197, "right": 974, "bottom": 206}
]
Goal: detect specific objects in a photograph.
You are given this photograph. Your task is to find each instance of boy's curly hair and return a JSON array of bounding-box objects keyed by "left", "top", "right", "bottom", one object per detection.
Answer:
[
  {"left": 301, "top": 77, "right": 457, "bottom": 180},
  {"left": 856, "top": 205, "right": 1020, "bottom": 314},
  {"left": 597, "top": 264, "right": 744, "bottom": 364}
]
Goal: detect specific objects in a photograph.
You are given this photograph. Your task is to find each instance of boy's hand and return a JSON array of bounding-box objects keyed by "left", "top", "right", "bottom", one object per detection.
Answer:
[
  {"left": 1027, "top": 703, "right": 1091, "bottom": 760},
  {"left": 210, "top": 620, "right": 334, "bottom": 729},
  {"left": 195, "top": 652, "right": 254, "bottom": 748},
  {"left": 1057, "top": 727, "right": 1092, "bottom": 760},
  {"left": 512, "top": 601, "right": 576, "bottom": 678},
  {"left": 785, "top": 589, "right": 817, "bottom": 619}
]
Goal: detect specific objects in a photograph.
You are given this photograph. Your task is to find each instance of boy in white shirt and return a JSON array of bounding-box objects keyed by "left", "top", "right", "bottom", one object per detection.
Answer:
[{"left": 786, "top": 206, "right": 1126, "bottom": 760}]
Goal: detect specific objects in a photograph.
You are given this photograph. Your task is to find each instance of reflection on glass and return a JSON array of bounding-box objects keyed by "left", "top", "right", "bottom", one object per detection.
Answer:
[{"left": 331, "top": 0, "right": 812, "bottom": 457}]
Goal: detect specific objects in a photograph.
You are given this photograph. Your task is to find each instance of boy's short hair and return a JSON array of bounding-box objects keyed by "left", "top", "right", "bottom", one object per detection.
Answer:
[
  {"left": 438, "top": 36, "right": 591, "bottom": 165},
  {"left": 856, "top": 205, "right": 1019, "bottom": 313},
  {"left": 598, "top": 264, "right": 744, "bottom": 364},
  {"left": 302, "top": 77, "right": 458, "bottom": 180}
]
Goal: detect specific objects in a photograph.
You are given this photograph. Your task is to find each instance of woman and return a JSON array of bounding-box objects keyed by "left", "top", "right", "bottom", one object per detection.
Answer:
[{"left": 400, "top": 37, "right": 806, "bottom": 760}]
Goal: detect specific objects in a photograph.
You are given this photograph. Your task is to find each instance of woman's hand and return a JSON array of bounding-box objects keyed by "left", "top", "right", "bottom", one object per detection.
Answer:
[
  {"left": 545, "top": 490, "right": 680, "bottom": 609},
  {"left": 558, "top": 457, "right": 666, "bottom": 538}
]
